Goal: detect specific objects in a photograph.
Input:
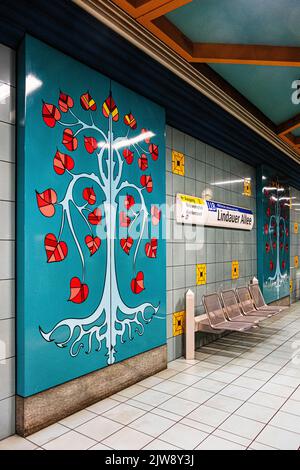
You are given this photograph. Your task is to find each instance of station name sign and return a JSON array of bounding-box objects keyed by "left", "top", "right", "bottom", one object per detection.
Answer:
[{"left": 176, "top": 194, "right": 254, "bottom": 230}]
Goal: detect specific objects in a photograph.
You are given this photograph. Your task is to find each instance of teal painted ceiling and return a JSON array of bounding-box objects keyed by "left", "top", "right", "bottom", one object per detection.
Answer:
[
  {"left": 166, "top": 0, "right": 300, "bottom": 46},
  {"left": 209, "top": 64, "right": 300, "bottom": 125},
  {"left": 166, "top": 0, "right": 300, "bottom": 126}
]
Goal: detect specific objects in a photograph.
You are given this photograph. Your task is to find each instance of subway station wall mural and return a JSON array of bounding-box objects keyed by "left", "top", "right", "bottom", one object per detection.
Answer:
[
  {"left": 257, "top": 166, "right": 290, "bottom": 304},
  {"left": 17, "top": 36, "right": 166, "bottom": 397}
]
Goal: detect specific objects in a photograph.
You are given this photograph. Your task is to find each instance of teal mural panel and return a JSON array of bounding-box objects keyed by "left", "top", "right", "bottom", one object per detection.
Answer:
[
  {"left": 257, "top": 166, "right": 290, "bottom": 304},
  {"left": 17, "top": 36, "right": 166, "bottom": 397}
]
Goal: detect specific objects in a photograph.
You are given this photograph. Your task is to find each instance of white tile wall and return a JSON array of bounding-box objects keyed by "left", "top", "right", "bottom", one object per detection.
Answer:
[{"left": 0, "top": 43, "right": 15, "bottom": 440}]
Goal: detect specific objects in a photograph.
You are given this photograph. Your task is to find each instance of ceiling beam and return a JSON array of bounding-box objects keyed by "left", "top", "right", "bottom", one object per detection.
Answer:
[
  {"left": 277, "top": 113, "right": 300, "bottom": 135},
  {"left": 112, "top": 0, "right": 192, "bottom": 19},
  {"left": 191, "top": 43, "right": 300, "bottom": 66}
]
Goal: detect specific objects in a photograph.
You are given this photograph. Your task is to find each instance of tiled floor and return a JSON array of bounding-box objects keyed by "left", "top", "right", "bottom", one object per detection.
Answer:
[{"left": 1, "top": 305, "right": 300, "bottom": 450}]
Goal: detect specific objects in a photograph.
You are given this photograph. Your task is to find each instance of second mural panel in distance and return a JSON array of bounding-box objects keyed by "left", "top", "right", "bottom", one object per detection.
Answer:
[{"left": 17, "top": 36, "right": 166, "bottom": 397}]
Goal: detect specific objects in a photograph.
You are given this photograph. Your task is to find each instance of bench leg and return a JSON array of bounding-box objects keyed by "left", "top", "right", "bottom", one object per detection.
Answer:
[{"left": 185, "top": 289, "right": 195, "bottom": 360}]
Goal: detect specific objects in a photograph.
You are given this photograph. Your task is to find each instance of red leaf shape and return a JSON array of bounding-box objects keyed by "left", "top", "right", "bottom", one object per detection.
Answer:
[
  {"left": 63, "top": 128, "right": 78, "bottom": 151},
  {"left": 88, "top": 208, "right": 101, "bottom": 225},
  {"left": 145, "top": 238, "right": 157, "bottom": 258},
  {"left": 120, "top": 211, "right": 131, "bottom": 227},
  {"left": 58, "top": 91, "right": 74, "bottom": 113},
  {"left": 151, "top": 206, "right": 161, "bottom": 226},
  {"left": 124, "top": 112, "right": 137, "bottom": 129},
  {"left": 69, "top": 277, "right": 89, "bottom": 304},
  {"left": 53, "top": 150, "right": 74, "bottom": 175},
  {"left": 122, "top": 149, "right": 134, "bottom": 165},
  {"left": 84, "top": 136, "right": 98, "bottom": 154},
  {"left": 44, "top": 233, "right": 68, "bottom": 263},
  {"left": 124, "top": 194, "right": 135, "bottom": 210},
  {"left": 149, "top": 144, "right": 158, "bottom": 161},
  {"left": 120, "top": 236, "right": 133, "bottom": 255},
  {"left": 138, "top": 154, "right": 148, "bottom": 171},
  {"left": 102, "top": 95, "right": 119, "bottom": 121},
  {"left": 85, "top": 235, "right": 101, "bottom": 256},
  {"left": 141, "top": 128, "right": 151, "bottom": 144},
  {"left": 83, "top": 187, "right": 96, "bottom": 205},
  {"left": 36, "top": 189, "right": 57, "bottom": 217},
  {"left": 80, "top": 91, "right": 97, "bottom": 111},
  {"left": 42, "top": 102, "right": 61, "bottom": 128},
  {"left": 140, "top": 175, "right": 153, "bottom": 193},
  {"left": 131, "top": 271, "right": 145, "bottom": 294}
]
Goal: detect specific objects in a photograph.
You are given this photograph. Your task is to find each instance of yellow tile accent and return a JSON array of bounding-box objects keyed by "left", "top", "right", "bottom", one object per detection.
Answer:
[
  {"left": 295, "top": 255, "right": 299, "bottom": 268},
  {"left": 294, "top": 222, "right": 298, "bottom": 234},
  {"left": 290, "top": 279, "right": 293, "bottom": 293},
  {"left": 196, "top": 263, "right": 207, "bottom": 285},
  {"left": 173, "top": 311, "right": 185, "bottom": 336},
  {"left": 172, "top": 150, "right": 185, "bottom": 176},
  {"left": 243, "top": 178, "right": 252, "bottom": 197},
  {"left": 232, "top": 260, "right": 239, "bottom": 279}
]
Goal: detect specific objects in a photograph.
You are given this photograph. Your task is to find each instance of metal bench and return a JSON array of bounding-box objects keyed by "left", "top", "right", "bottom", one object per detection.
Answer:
[
  {"left": 221, "top": 289, "right": 264, "bottom": 324},
  {"left": 236, "top": 286, "right": 278, "bottom": 317},
  {"left": 248, "top": 283, "right": 288, "bottom": 314}
]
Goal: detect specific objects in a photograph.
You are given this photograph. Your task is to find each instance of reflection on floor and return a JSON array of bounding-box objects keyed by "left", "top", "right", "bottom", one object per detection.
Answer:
[{"left": 1, "top": 305, "right": 300, "bottom": 450}]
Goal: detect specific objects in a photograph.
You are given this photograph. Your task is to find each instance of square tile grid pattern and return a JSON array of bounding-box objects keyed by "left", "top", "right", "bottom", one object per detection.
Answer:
[
  {"left": 166, "top": 126, "right": 257, "bottom": 361},
  {"left": 1, "top": 306, "right": 300, "bottom": 450}
]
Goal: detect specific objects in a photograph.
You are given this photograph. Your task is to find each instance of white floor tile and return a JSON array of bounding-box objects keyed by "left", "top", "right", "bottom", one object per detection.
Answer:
[
  {"left": 177, "top": 387, "right": 213, "bottom": 404},
  {"left": 187, "top": 404, "right": 229, "bottom": 427},
  {"left": 219, "top": 384, "right": 254, "bottom": 401},
  {"left": 259, "top": 382, "right": 294, "bottom": 398},
  {"left": 193, "top": 378, "right": 227, "bottom": 393},
  {"left": 103, "top": 403, "right": 145, "bottom": 425},
  {"left": 196, "top": 434, "right": 246, "bottom": 450},
  {"left": 26, "top": 423, "right": 69, "bottom": 446},
  {"left": 169, "top": 372, "right": 200, "bottom": 386},
  {"left": 181, "top": 418, "right": 215, "bottom": 434},
  {"left": 243, "top": 368, "right": 274, "bottom": 381},
  {"left": 255, "top": 425, "right": 300, "bottom": 450},
  {"left": 0, "top": 435, "right": 36, "bottom": 450},
  {"left": 138, "top": 376, "right": 163, "bottom": 388},
  {"left": 154, "top": 369, "right": 178, "bottom": 379},
  {"left": 235, "top": 402, "right": 276, "bottom": 423},
  {"left": 205, "top": 394, "right": 244, "bottom": 413},
  {"left": 126, "top": 399, "right": 154, "bottom": 412},
  {"left": 42, "top": 430, "right": 96, "bottom": 450},
  {"left": 89, "top": 442, "right": 112, "bottom": 450},
  {"left": 150, "top": 407, "right": 182, "bottom": 422},
  {"left": 168, "top": 360, "right": 193, "bottom": 371},
  {"left": 102, "top": 426, "right": 152, "bottom": 450},
  {"left": 220, "top": 414, "right": 265, "bottom": 440},
  {"left": 248, "top": 441, "right": 277, "bottom": 450},
  {"left": 270, "top": 374, "right": 300, "bottom": 388},
  {"left": 118, "top": 384, "right": 147, "bottom": 398},
  {"left": 269, "top": 411, "right": 300, "bottom": 434},
  {"left": 129, "top": 412, "right": 174, "bottom": 437},
  {"left": 248, "top": 391, "right": 287, "bottom": 409},
  {"left": 290, "top": 387, "right": 300, "bottom": 402},
  {"left": 233, "top": 376, "right": 264, "bottom": 391},
  {"left": 207, "top": 370, "right": 238, "bottom": 384},
  {"left": 133, "top": 389, "right": 171, "bottom": 406},
  {"left": 143, "top": 439, "right": 181, "bottom": 450},
  {"left": 213, "top": 428, "right": 251, "bottom": 447},
  {"left": 59, "top": 409, "right": 96, "bottom": 428},
  {"left": 159, "top": 422, "right": 208, "bottom": 450},
  {"left": 152, "top": 380, "right": 188, "bottom": 395},
  {"left": 76, "top": 416, "right": 123, "bottom": 441},
  {"left": 158, "top": 396, "right": 199, "bottom": 416},
  {"left": 281, "top": 399, "right": 300, "bottom": 416},
  {"left": 86, "top": 398, "right": 120, "bottom": 414}
]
